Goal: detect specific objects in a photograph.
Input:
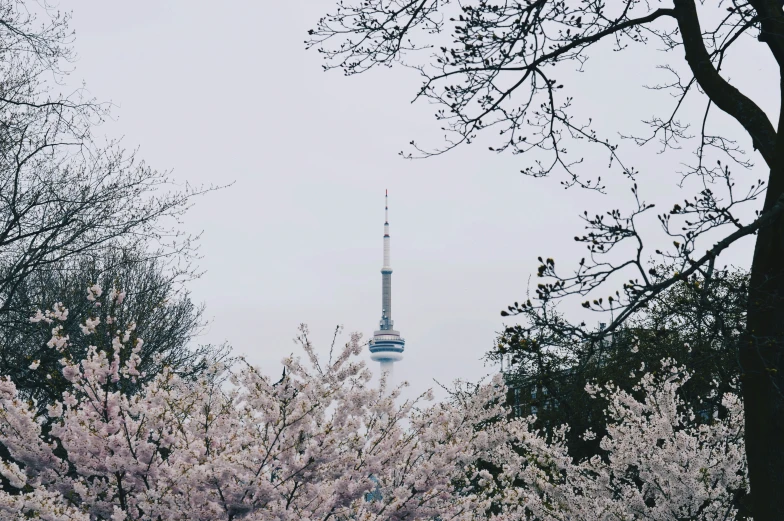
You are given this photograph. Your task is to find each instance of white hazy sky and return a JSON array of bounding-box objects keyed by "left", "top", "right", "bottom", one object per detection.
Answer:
[{"left": 62, "top": 2, "right": 775, "bottom": 399}]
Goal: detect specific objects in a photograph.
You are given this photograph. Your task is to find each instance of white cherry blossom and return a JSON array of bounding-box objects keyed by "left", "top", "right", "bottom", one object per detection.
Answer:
[{"left": 0, "top": 292, "right": 748, "bottom": 521}]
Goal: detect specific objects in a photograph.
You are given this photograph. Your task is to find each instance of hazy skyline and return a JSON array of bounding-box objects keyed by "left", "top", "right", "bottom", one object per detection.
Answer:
[{"left": 61, "top": 1, "right": 774, "bottom": 398}]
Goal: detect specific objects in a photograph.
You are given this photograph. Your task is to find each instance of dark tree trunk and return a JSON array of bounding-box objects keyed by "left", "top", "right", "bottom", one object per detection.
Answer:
[{"left": 742, "top": 75, "right": 784, "bottom": 521}]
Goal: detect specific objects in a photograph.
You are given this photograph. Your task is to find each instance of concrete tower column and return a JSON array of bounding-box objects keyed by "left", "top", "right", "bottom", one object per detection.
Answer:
[{"left": 369, "top": 190, "right": 405, "bottom": 386}]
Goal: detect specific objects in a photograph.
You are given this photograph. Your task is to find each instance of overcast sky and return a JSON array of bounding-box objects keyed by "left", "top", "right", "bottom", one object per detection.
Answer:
[{"left": 61, "top": 2, "right": 776, "bottom": 399}]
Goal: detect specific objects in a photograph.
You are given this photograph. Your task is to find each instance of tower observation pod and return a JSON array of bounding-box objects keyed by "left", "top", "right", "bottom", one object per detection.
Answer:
[{"left": 369, "top": 190, "right": 405, "bottom": 381}]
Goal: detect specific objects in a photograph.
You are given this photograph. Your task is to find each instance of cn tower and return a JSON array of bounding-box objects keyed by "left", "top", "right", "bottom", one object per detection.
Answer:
[{"left": 369, "top": 190, "right": 405, "bottom": 380}]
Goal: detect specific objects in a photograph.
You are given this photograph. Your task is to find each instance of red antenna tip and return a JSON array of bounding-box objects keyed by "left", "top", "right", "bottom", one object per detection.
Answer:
[{"left": 386, "top": 189, "right": 388, "bottom": 196}]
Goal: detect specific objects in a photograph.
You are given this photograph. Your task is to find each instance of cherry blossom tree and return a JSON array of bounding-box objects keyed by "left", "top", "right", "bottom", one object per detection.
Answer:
[
  {"left": 0, "top": 288, "right": 748, "bottom": 520},
  {"left": 493, "top": 363, "right": 748, "bottom": 520}
]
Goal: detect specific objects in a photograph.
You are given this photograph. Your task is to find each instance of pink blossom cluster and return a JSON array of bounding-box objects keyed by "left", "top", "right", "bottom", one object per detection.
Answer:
[{"left": 0, "top": 288, "right": 748, "bottom": 520}]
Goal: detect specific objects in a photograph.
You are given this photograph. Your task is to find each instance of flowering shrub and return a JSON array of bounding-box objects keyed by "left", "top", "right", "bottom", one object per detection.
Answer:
[
  {"left": 495, "top": 366, "right": 747, "bottom": 520},
  {"left": 0, "top": 288, "right": 748, "bottom": 520}
]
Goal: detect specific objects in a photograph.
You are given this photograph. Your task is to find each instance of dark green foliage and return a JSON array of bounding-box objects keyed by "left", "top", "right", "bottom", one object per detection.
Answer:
[
  {"left": 0, "top": 248, "right": 223, "bottom": 414},
  {"left": 496, "top": 266, "right": 746, "bottom": 462}
]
